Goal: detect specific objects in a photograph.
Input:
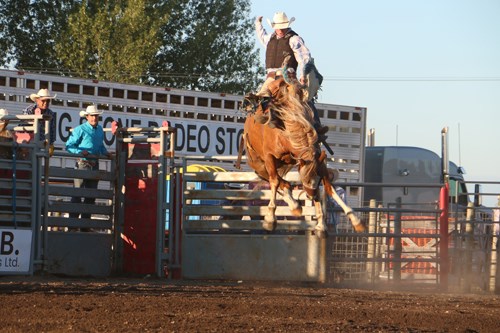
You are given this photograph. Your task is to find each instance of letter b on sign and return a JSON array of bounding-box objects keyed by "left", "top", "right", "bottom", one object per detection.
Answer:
[{"left": 1, "top": 231, "right": 14, "bottom": 255}]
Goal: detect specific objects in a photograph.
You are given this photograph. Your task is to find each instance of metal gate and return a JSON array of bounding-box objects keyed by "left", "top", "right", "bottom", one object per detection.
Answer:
[
  {"left": 43, "top": 149, "right": 115, "bottom": 277},
  {"left": 0, "top": 114, "right": 153, "bottom": 277},
  {"left": 113, "top": 124, "right": 177, "bottom": 278},
  {"left": 180, "top": 163, "right": 327, "bottom": 282},
  {"left": 1, "top": 114, "right": 177, "bottom": 277},
  {"left": 0, "top": 114, "right": 52, "bottom": 275}
]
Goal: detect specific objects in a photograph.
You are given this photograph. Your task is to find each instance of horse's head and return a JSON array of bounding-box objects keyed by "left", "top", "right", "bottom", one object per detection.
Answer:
[{"left": 241, "top": 93, "right": 271, "bottom": 115}]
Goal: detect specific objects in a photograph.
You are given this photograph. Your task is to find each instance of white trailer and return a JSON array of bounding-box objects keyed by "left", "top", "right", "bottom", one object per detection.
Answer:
[{"left": 0, "top": 68, "right": 367, "bottom": 203}]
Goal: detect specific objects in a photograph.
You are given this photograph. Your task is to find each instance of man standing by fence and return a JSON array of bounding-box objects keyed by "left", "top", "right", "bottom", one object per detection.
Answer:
[{"left": 66, "top": 105, "right": 110, "bottom": 221}]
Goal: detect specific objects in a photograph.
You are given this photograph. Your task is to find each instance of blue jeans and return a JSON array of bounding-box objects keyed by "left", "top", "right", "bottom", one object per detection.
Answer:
[{"left": 70, "top": 159, "right": 98, "bottom": 219}]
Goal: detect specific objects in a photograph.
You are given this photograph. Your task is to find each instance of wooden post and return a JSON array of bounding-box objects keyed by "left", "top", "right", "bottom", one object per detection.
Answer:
[
  {"left": 377, "top": 204, "right": 383, "bottom": 275},
  {"left": 490, "top": 229, "right": 498, "bottom": 293},
  {"left": 366, "top": 199, "right": 377, "bottom": 282},
  {"left": 491, "top": 206, "right": 499, "bottom": 294},
  {"left": 461, "top": 202, "right": 474, "bottom": 292}
]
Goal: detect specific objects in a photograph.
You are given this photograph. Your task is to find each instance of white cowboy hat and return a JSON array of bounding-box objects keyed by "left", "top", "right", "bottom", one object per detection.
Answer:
[
  {"left": 0, "top": 109, "right": 8, "bottom": 117},
  {"left": 267, "top": 12, "right": 295, "bottom": 30},
  {"left": 29, "top": 88, "right": 57, "bottom": 102},
  {"left": 79, "top": 105, "right": 103, "bottom": 118}
]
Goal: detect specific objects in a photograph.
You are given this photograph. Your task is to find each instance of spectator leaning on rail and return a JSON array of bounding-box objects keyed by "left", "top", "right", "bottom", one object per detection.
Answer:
[
  {"left": 0, "top": 108, "right": 13, "bottom": 159},
  {"left": 0, "top": 108, "right": 11, "bottom": 138},
  {"left": 0, "top": 108, "right": 30, "bottom": 161},
  {"left": 66, "top": 105, "right": 110, "bottom": 220},
  {"left": 23, "top": 88, "right": 57, "bottom": 155},
  {"left": 254, "top": 12, "right": 328, "bottom": 137}
]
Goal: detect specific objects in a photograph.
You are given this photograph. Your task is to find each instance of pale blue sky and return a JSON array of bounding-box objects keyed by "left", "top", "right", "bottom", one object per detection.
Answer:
[{"left": 251, "top": 0, "right": 500, "bottom": 206}]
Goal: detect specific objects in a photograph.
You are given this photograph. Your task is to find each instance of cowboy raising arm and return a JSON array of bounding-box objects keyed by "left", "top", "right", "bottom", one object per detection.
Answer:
[
  {"left": 254, "top": 12, "right": 329, "bottom": 141},
  {"left": 255, "top": 12, "right": 312, "bottom": 84}
]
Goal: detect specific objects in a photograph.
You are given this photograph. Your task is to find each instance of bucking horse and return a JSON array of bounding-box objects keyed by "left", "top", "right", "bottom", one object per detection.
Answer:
[{"left": 238, "top": 69, "right": 365, "bottom": 238}]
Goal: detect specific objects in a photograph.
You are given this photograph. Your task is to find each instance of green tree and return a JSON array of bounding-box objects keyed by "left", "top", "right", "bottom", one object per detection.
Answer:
[
  {"left": 56, "top": 0, "right": 167, "bottom": 83},
  {"left": 151, "top": 0, "right": 263, "bottom": 94},
  {"left": 0, "top": 0, "right": 263, "bottom": 93},
  {"left": 0, "top": 0, "right": 75, "bottom": 71}
]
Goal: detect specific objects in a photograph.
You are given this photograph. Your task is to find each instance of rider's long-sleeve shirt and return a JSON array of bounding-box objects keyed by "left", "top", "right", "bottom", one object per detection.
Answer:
[{"left": 255, "top": 19, "right": 312, "bottom": 79}]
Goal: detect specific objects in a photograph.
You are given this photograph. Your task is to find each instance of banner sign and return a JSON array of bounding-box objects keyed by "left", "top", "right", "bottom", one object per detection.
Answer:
[{"left": 55, "top": 110, "right": 244, "bottom": 156}]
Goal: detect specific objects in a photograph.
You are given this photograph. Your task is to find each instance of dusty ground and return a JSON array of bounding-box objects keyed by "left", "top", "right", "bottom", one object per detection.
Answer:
[{"left": 0, "top": 276, "right": 499, "bottom": 333}]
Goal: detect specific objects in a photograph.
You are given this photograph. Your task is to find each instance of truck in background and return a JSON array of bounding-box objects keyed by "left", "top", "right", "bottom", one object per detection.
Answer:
[
  {"left": 360, "top": 135, "right": 495, "bottom": 288},
  {"left": 363, "top": 144, "right": 492, "bottom": 222},
  {"left": 363, "top": 145, "right": 468, "bottom": 208}
]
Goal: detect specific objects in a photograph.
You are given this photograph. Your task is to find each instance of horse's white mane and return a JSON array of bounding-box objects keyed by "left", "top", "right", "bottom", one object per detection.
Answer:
[{"left": 272, "top": 82, "right": 318, "bottom": 161}]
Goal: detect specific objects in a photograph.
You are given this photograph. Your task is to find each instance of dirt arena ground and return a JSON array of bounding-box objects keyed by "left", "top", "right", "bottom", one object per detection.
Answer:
[{"left": 0, "top": 276, "right": 499, "bottom": 333}]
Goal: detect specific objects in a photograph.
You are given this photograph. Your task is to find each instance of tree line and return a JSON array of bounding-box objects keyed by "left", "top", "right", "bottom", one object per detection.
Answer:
[{"left": 0, "top": 0, "right": 263, "bottom": 94}]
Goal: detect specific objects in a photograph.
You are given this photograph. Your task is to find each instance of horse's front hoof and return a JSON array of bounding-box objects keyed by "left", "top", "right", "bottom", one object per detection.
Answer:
[
  {"left": 314, "top": 229, "right": 328, "bottom": 239},
  {"left": 291, "top": 206, "right": 302, "bottom": 217},
  {"left": 353, "top": 223, "right": 366, "bottom": 233},
  {"left": 263, "top": 221, "right": 276, "bottom": 232}
]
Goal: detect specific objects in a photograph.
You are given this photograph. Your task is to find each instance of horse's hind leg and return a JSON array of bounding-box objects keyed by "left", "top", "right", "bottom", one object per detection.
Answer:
[
  {"left": 322, "top": 174, "right": 365, "bottom": 233},
  {"left": 262, "top": 157, "right": 281, "bottom": 231},
  {"left": 263, "top": 178, "right": 278, "bottom": 231},
  {"left": 313, "top": 199, "right": 327, "bottom": 239}
]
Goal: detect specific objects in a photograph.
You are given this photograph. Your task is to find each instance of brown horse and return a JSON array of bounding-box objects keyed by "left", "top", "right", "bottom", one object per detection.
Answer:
[{"left": 242, "top": 79, "right": 364, "bottom": 238}]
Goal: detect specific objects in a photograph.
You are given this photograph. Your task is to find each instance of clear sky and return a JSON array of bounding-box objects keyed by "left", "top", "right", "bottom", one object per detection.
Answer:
[{"left": 250, "top": 0, "right": 500, "bottom": 207}]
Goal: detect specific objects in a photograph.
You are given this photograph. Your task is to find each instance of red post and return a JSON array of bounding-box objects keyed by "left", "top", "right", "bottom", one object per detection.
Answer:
[
  {"left": 439, "top": 183, "right": 449, "bottom": 290},
  {"left": 122, "top": 143, "right": 159, "bottom": 275}
]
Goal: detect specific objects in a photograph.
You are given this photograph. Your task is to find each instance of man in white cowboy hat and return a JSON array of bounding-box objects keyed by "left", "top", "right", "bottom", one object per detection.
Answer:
[
  {"left": 255, "top": 12, "right": 328, "bottom": 136},
  {"left": 23, "top": 88, "right": 57, "bottom": 146},
  {"left": 66, "top": 105, "right": 110, "bottom": 221}
]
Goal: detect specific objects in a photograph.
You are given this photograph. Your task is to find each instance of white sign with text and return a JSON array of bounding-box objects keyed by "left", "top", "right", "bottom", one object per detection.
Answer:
[
  {"left": 0, "top": 229, "right": 32, "bottom": 273},
  {"left": 54, "top": 110, "right": 244, "bottom": 156}
]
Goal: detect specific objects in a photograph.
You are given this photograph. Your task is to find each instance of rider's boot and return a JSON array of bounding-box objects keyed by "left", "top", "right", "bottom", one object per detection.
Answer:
[
  {"left": 309, "top": 100, "right": 328, "bottom": 141},
  {"left": 315, "top": 122, "right": 329, "bottom": 142}
]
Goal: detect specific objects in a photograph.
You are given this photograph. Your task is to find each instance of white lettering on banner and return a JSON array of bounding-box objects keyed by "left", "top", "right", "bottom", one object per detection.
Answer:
[
  {"left": 55, "top": 111, "right": 244, "bottom": 156},
  {"left": 0, "top": 229, "right": 32, "bottom": 273}
]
